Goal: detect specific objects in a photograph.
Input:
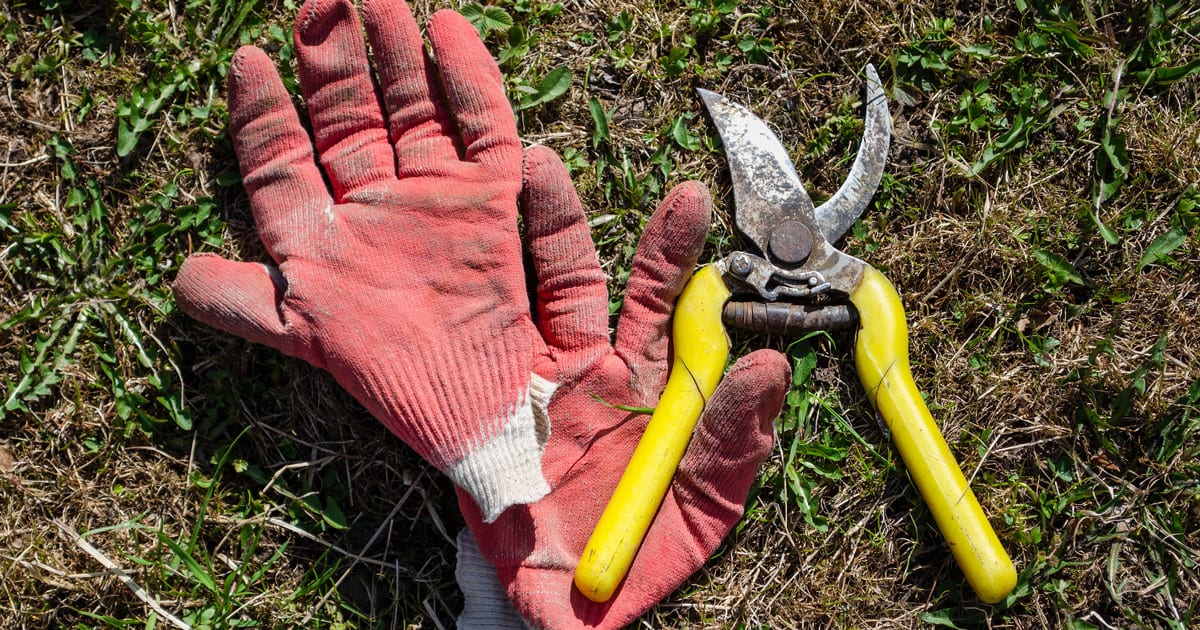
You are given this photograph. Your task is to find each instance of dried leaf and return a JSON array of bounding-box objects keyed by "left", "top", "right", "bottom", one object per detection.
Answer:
[{"left": 0, "top": 444, "right": 16, "bottom": 472}]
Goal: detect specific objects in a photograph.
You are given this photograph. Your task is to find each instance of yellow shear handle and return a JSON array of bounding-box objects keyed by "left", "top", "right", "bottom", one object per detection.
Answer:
[
  {"left": 574, "top": 264, "right": 732, "bottom": 603},
  {"left": 849, "top": 265, "right": 1017, "bottom": 604}
]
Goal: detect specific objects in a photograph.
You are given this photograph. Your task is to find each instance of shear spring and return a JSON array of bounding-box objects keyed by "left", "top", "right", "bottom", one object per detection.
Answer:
[{"left": 722, "top": 301, "right": 857, "bottom": 336}]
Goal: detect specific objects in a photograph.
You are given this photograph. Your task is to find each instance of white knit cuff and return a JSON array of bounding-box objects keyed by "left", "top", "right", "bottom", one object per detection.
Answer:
[
  {"left": 456, "top": 529, "right": 532, "bottom": 630},
  {"left": 445, "top": 373, "right": 557, "bottom": 522}
]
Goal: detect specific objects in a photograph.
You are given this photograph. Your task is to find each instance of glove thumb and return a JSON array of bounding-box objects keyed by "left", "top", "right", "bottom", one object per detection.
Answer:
[
  {"left": 671, "top": 348, "right": 789, "bottom": 548},
  {"left": 173, "top": 253, "right": 305, "bottom": 359}
]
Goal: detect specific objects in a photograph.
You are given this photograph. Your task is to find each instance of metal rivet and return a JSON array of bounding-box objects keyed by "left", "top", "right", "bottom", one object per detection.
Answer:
[{"left": 730, "top": 253, "right": 753, "bottom": 276}]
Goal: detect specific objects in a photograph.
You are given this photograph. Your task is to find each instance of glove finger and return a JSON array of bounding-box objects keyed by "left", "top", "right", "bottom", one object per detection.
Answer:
[
  {"left": 361, "top": 0, "right": 461, "bottom": 174},
  {"left": 521, "top": 146, "right": 610, "bottom": 377},
  {"left": 559, "top": 351, "right": 784, "bottom": 626},
  {"left": 470, "top": 353, "right": 783, "bottom": 629},
  {"left": 228, "top": 46, "right": 334, "bottom": 263},
  {"left": 425, "top": 10, "right": 521, "bottom": 176},
  {"left": 613, "top": 181, "right": 711, "bottom": 396},
  {"left": 173, "top": 254, "right": 308, "bottom": 359},
  {"left": 294, "top": 0, "right": 395, "bottom": 199},
  {"left": 670, "top": 348, "right": 788, "bottom": 548}
]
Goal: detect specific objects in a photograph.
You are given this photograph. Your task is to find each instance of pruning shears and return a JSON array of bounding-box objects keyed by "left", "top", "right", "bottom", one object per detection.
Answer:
[{"left": 575, "top": 66, "right": 1018, "bottom": 605}]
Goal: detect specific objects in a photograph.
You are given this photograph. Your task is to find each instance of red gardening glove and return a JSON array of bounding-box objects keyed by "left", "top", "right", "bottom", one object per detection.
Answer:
[
  {"left": 456, "top": 148, "right": 791, "bottom": 629},
  {"left": 173, "top": 0, "right": 551, "bottom": 520}
]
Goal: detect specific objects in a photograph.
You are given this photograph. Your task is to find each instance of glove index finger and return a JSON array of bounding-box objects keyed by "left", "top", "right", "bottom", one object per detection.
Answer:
[
  {"left": 228, "top": 45, "right": 333, "bottom": 262},
  {"left": 426, "top": 9, "right": 521, "bottom": 174}
]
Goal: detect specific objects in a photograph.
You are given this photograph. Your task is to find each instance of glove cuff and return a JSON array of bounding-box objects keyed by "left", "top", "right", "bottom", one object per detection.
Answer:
[
  {"left": 445, "top": 373, "right": 556, "bottom": 522},
  {"left": 456, "top": 529, "right": 533, "bottom": 630},
  {"left": 351, "top": 323, "right": 552, "bottom": 520}
]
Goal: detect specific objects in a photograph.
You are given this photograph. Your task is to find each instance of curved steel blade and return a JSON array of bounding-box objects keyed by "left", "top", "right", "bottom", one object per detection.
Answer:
[
  {"left": 813, "top": 64, "right": 892, "bottom": 243},
  {"left": 698, "top": 88, "right": 817, "bottom": 256}
]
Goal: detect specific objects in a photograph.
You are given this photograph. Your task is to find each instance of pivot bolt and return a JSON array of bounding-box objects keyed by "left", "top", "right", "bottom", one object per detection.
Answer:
[{"left": 768, "top": 220, "right": 813, "bottom": 265}]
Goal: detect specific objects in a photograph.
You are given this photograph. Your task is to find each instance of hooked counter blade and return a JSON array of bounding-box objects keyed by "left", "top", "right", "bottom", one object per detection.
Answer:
[
  {"left": 697, "top": 88, "right": 818, "bottom": 257},
  {"left": 813, "top": 64, "right": 892, "bottom": 244}
]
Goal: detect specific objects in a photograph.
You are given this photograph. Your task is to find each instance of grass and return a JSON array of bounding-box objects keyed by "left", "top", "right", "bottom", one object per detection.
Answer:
[{"left": 1, "top": 0, "right": 1198, "bottom": 627}]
